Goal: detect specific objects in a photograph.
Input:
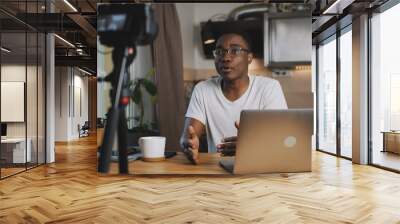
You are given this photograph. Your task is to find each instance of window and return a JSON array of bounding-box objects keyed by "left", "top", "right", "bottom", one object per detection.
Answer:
[
  {"left": 370, "top": 2, "right": 400, "bottom": 171},
  {"left": 316, "top": 24, "right": 353, "bottom": 159},
  {"left": 317, "top": 36, "right": 337, "bottom": 155},
  {"left": 339, "top": 28, "right": 352, "bottom": 158}
]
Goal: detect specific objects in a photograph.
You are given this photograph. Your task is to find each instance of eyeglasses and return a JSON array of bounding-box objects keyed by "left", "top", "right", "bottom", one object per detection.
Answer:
[{"left": 213, "top": 47, "right": 250, "bottom": 58}]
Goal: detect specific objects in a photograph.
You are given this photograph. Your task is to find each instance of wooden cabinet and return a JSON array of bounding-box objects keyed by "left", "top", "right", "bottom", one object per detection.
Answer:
[{"left": 382, "top": 132, "right": 400, "bottom": 154}]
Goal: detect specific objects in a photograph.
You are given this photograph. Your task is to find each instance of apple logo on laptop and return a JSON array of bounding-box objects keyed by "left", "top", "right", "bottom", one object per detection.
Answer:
[{"left": 284, "top": 136, "right": 297, "bottom": 148}]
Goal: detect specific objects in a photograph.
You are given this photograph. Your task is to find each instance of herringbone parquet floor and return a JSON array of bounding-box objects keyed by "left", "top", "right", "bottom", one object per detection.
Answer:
[{"left": 1, "top": 134, "right": 400, "bottom": 223}]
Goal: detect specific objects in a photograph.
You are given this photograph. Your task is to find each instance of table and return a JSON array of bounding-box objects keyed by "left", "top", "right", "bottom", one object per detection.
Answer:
[
  {"left": 108, "top": 152, "right": 231, "bottom": 175},
  {"left": 381, "top": 131, "right": 400, "bottom": 154},
  {"left": 1, "top": 138, "right": 32, "bottom": 163}
]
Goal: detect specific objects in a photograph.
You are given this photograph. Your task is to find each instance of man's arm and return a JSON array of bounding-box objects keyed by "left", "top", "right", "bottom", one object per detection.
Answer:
[{"left": 180, "top": 117, "right": 205, "bottom": 164}]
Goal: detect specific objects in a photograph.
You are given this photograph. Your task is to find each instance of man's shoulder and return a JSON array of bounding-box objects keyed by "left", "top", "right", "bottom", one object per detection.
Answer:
[
  {"left": 194, "top": 75, "right": 220, "bottom": 91},
  {"left": 251, "top": 75, "right": 279, "bottom": 87}
]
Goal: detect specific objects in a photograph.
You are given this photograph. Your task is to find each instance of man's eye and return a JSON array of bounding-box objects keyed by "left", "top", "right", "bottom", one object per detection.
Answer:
[
  {"left": 231, "top": 48, "right": 241, "bottom": 54},
  {"left": 216, "top": 49, "right": 224, "bottom": 55}
]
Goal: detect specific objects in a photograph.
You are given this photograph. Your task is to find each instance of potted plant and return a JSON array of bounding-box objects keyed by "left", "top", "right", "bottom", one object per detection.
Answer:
[{"left": 127, "top": 68, "right": 159, "bottom": 147}]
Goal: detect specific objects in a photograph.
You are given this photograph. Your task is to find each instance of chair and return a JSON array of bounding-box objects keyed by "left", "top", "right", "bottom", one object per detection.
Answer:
[
  {"left": 97, "top": 118, "right": 105, "bottom": 128},
  {"left": 78, "top": 121, "right": 90, "bottom": 138}
]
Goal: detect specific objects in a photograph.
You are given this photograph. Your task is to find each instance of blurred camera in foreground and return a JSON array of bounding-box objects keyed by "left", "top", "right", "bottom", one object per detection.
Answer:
[{"left": 97, "top": 4, "right": 158, "bottom": 47}]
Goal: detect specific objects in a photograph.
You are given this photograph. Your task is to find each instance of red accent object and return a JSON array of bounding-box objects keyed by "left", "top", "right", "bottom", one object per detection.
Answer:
[
  {"left": 128, "top": 48, "right": 134, "bottom": 55},
  {"left": 120, "top": 96, "right": 130, "bottom": 105}
]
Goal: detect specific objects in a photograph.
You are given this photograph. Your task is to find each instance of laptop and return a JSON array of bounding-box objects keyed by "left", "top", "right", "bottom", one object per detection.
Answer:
[{"left": 219, "top": 109, "right": 313, "bottom": 174}]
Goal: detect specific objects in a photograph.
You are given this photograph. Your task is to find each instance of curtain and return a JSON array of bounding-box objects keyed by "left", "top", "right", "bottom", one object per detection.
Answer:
[{"left": 152, "top": 4, "right": 185, "bottom": 151}]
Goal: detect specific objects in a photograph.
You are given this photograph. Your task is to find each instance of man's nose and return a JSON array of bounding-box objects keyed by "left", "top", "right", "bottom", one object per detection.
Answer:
[{"left": 221, "top": 53, "right": 232, "bottom": 62}]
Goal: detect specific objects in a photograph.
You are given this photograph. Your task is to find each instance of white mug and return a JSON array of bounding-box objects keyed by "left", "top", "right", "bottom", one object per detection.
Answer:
[{"left": 139, "top": 136, "right": 166, "bottom": 161}]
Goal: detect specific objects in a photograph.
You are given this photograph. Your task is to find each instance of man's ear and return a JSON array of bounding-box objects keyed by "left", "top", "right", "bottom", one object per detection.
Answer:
[{"left": 248, "top": 53, "right": 253, "bottom": 64}]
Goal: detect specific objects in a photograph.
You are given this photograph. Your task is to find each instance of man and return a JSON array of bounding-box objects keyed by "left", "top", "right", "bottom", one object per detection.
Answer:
[{"left": 180, "top": 32, "right": 287, "bottom": 164}]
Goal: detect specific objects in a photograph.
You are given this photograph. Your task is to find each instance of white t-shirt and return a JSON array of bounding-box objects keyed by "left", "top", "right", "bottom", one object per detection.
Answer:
[{"left": 185, "top": 74, "right": 288, "bottom": 152}]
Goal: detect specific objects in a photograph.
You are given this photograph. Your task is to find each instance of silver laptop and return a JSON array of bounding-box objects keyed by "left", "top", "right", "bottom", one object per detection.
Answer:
[{"left": 219, "top": 109, "right": 313, "bottom": 174}]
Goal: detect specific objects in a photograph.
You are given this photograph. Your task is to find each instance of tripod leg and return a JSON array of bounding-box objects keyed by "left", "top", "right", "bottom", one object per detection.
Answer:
[
  {"left": 118, "top": 109, "right": 129, "bottom": 174},
  {"left": 98, "top": 107, "right": 119, "bottom": 173},
  {"left": 98, "top": 47, "right": 134, "bottom": 174}
]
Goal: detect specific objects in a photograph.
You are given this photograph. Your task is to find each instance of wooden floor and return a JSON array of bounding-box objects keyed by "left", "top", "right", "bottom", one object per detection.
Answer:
[
  {"left": 1, "top": 167, "right": 26, "bottom": 178},
  {"left": 1, "top": 135, "right": 400, "bottom": 223},
  {"left": 1, "top": 164, "right": 45, "bottom": 178},
  {"left": 372, "top": 150, "right": 400, "bottom": 171}
]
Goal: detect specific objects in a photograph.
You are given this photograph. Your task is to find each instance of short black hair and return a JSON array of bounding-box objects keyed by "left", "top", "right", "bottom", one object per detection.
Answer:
[{"left": 217, "top": 31, "right": 253, "bottom": 52}]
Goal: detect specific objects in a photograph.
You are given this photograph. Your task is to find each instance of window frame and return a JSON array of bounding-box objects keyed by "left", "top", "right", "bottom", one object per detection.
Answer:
[{"left": 315, "top": 22, "right": 353, "bottom": 160}]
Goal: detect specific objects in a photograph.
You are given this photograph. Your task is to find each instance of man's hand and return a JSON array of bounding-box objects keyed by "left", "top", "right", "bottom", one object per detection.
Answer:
[
  {"left": 182, "top": 125, "right": 199, "bottom": 164},
  {"left": 217, "top": 121, "right": 239, "bottom": 156}
]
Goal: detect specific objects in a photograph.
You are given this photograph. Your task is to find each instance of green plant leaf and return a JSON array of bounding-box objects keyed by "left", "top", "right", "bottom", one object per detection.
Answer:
[
  {"left": 132, "top": 85, "right": 142, "bottom": 104},
  {"left": 142, "top": 79, "right": 157, "bottom": 96},
  {"left": 127, "top": 68, "right": 158, "bottom": 130}
]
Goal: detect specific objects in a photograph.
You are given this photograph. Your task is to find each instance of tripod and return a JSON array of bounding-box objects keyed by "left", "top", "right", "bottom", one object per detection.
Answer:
[{"left": 98, "top": 47, "right": 136, "bottom": 174}]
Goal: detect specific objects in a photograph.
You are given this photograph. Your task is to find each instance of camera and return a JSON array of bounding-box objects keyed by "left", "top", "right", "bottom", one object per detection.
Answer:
[{"left": 97, "top": 4, "right": 158, "bottom": 47}]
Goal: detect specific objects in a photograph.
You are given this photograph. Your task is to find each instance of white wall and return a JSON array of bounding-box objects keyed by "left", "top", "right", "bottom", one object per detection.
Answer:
[
  {"left": 55, "top": 67, "right": 89, "bottom": 141},
  {"left": 55, "top": 67, "right": 68, "bottom": 141},
  {"left": 97, "top": 44, "right": 112, "bottom": 119},
  {"left": 175, "top": 3, "right": 195, "bottom": 69},
  {"left": 1, "top": 65, "right": 26, "bottom": 82},
  {"left": 72, "top": 72, "right": 89, "bottom": 136}
]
